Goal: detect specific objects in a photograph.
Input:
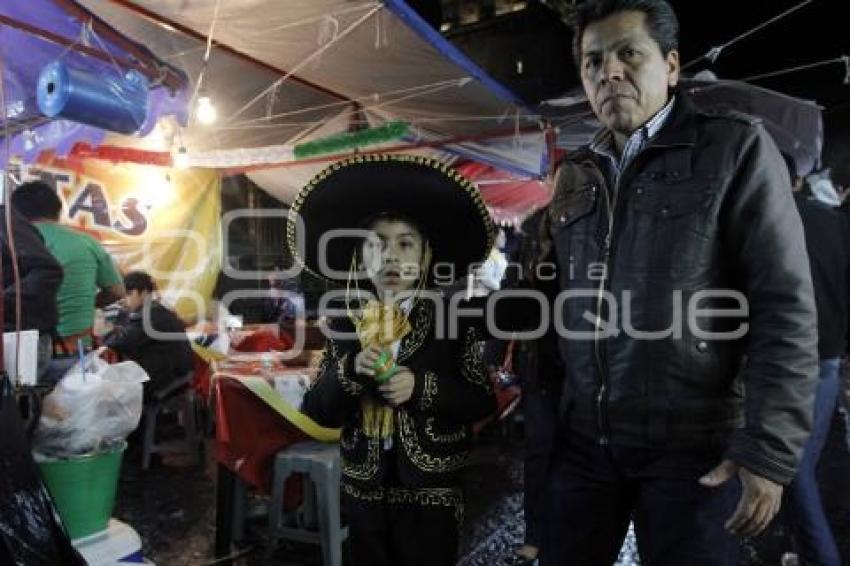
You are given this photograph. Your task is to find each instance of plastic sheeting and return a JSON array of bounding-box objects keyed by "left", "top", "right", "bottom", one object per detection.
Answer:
[
  {"left": 0, "top": 0, "right": 188, "bottom": 165},
  {"left": 0, "top": 378, "right": 86, "bottom": 565},
  {"left": 37, "top": 61, "right": 150, "bottom": 135},
  {"left": 78, "top": 0, "right": 544, "bottom": 178}
]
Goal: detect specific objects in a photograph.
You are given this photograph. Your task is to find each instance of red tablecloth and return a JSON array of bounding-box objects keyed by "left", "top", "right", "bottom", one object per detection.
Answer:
[{"left": 212, "top": 373, "right": 335, "bottom": 494}]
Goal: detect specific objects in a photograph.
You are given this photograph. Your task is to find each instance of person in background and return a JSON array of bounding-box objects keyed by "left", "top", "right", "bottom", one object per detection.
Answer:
[
  {"left": 782, "top": 159, "right": 848, "bottom": 566},
  {"left": 104, "top": 271, "right": 192, "bottom": 401},
  {"left": 266, "top": 273, "right": 305, "bottom": 324},
  {"left": 0, "top": 205, "right": 63, "bottom": 380},
  {"left": 11, "top": 181, "right": 124, "bottom": 355},
  {"left": 505, "top": 212, "right": 560, "bottom": 566}
]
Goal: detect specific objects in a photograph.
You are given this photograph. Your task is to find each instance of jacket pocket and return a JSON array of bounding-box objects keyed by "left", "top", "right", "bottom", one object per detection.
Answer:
[
  {"left": 632, "top": 186, "right": 713, "bottom": 220},
  {"left": 627, "top": 185, "right": 715, "bottom": 277},
  {"left": 548, "top": 184, "right": 598, "bottom": 235},
  {"left": 548, "top": 184, "right": 599, "bottom": 290}
]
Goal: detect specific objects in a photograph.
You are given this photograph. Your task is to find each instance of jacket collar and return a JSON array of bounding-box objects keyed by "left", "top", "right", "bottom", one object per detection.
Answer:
[{"left": 644, "top": 91, "right": 699, "bottom": 149}]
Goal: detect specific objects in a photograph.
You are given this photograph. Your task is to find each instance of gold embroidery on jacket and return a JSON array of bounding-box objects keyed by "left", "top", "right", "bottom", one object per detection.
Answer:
[
  {"left": 339, "top": 426, "right": 359, "bottom": 451},
  {"left": 460, "top": 327, "right": 490, "bottom": 391},
  {"left": 397, "top": 409, "right": 468, "bottom": 472},
  {"left": 420, "top": 371, "right": 438, "bottom": 411},
  {"left": 397, "top": 300, "right": 432, "bottom": 362},
  {"left": 341, "top": 436, "right": 380, "bottom": 481},
  {"left": 424, "top": 417, "right": 466, "bottom": 443},
  {"left": 340, "top": 483, "right": 464, "bottom": 524},
  {"left": 337, "top": 353, "right": 365, "bottom": 395},
  {"left": 316, "top": 342, "right": 363, "bottom": 396}
]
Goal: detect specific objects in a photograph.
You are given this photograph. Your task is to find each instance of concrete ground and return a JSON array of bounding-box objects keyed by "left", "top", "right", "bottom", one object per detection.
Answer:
[{"left": 114, "top": 409, "right": 850, "bottom": 565}]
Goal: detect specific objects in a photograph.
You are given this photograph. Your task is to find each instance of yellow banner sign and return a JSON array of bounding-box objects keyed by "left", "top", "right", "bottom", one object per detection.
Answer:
[{"left": 11, "top": 156, "right": 221, "bottom": 321}]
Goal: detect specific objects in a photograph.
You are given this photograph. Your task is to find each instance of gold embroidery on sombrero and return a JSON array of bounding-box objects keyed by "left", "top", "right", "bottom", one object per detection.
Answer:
[{"left": 286, "top": 153, "right": 496, "bottom": 282}]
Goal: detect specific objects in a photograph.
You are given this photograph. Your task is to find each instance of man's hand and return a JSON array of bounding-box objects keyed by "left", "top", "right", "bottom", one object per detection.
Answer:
[
  {"left": 379, "top": 367, "right": 415, "bottom": 406},
  {"left": 699, "top": 459, "right": 783, "bottom": 537},
  {"left": 354, "top": 346, "right": 384, "bottom": 377}
]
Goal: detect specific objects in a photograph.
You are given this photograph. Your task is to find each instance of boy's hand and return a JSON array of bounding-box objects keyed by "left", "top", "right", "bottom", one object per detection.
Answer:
[
  {"left": 379, "top": 367, "right": 415, "bottom": 406},
  {"left": 354, "top": 346, "right": 383, "bottom": 377}
]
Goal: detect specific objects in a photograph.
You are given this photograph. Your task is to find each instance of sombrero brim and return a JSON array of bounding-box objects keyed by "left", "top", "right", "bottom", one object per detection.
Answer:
[{"left": 287, "top": 154, "right": 495, "bottom": 282}]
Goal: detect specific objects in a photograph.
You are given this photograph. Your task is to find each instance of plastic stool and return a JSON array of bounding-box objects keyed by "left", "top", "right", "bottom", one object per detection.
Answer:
[
  {"left": 141, "top": 372, "right": 201, "bottom": 470},
  {"left": 269, "top": 442, "right": 348, "bottom": 566}
]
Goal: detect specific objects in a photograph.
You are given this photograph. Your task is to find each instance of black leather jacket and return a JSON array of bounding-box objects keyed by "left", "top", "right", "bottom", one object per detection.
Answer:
[{"left": 530, "top": 94, "right": 818, "bottom": 485}]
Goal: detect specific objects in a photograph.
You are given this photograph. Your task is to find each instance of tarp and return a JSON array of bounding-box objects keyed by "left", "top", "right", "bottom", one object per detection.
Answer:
[
  {"left": 77, "top": 0, "right": 547, "bottom": 180},
  {"left": 458, "top": 161, "right": 552, "bottom": 225},
  {"left": 9, "top": 155, "right": 221, "bottom": 321}
]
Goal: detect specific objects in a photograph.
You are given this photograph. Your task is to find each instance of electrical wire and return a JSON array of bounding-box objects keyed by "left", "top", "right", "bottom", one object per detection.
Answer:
[
  {"left": 738, "top": 55, "right": 849, "bottom": 84},
  {"left": 226, "top": 3, "right": 383, "bottom": 124},
  {"left": 681, "top": 0, "right": 813, "bottom": 71},
  {"left": 0, "top": 57, "right": 23, "bottom": 385},
  {"left": 187, "top": 0, "right": 222, "bottom": 125}
]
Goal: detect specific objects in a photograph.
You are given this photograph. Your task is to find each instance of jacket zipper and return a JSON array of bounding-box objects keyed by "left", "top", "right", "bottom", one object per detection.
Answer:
[{"left": 593, "top": 170, "right": 621, "bottom": 446}]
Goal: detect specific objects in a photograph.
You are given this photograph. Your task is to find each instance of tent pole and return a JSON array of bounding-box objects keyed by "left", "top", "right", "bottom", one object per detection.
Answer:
[{"left": 0, "top": 13, "right": 170, "bottom": 86}]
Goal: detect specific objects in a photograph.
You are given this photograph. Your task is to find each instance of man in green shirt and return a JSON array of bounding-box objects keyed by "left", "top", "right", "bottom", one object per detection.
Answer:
[{"left": 11, "top": 181, "right": 125, "bottom": 351}]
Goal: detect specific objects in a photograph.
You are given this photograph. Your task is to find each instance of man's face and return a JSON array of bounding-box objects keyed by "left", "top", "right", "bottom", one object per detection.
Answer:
[
  {"left": 580, "top": 10, "right": 680, "bottom": 137},
  {"left": 362, "top": 219, "right": 426, "bottom": 296}
]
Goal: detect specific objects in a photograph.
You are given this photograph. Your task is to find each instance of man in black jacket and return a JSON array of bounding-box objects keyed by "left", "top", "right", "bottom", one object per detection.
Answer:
[
  {"left": 105, "top": 271, "right": 192, "bottom": 401},
  {"left": 0, "top": 205, "right": 63, "bottom": 380},
  {"left": 509, "top": 1, "right": 818, "bottom": 564}
]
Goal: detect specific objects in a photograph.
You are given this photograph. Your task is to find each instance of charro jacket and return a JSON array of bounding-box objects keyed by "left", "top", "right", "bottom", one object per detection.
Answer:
[
  {"left": 301, "top": 297, "right": 496, "bottom": 507},
  {"left": 528, "top": 94, "right": 818, "bottom": 485}
]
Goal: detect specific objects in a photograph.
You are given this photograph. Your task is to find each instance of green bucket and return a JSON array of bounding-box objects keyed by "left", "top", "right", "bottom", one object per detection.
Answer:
[{"left": 37, "top": 442, "right": 126, "bottom": 540}]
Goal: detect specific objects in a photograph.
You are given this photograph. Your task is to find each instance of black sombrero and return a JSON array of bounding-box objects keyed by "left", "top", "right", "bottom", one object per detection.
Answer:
[{"left": 287, "top": 154, "right": 495, "bottom": 282}]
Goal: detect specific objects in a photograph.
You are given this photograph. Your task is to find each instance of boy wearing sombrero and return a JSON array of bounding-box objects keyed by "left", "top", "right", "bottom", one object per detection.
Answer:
[{"left": 292, "top": 154, "right": 497, "bottom": 566}]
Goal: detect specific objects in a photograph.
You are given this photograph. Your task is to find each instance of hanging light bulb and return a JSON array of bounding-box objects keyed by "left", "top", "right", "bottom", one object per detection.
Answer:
[{"left": 196, "top": 95, "right": 217, "bottom": 125}]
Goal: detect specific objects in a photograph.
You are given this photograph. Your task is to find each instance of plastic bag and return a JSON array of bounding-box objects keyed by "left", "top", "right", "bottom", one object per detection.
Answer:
[
  {"left": 0, "top": 377, "right": 87, "bottom": 565},
  {"left": 33, "top": 350, "right": 149, "bottom": 457}
]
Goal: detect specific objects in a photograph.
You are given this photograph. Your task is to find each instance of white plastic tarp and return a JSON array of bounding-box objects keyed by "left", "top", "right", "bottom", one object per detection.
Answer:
[{"left": 79, "top": 0, "right": 547, "bottom": 192}]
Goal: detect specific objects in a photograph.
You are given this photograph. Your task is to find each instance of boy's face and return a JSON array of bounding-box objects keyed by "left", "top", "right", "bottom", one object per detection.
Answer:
[
  {"left": 362, "top": 219, "right": 426, "bottom": 296},
  {"left": 123, "top": 289, "right": 146, "bottom": 312}
]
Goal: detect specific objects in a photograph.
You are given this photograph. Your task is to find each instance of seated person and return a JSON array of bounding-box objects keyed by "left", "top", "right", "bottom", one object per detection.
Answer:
[{"left": 104, "top": 271, "right": 193, "bottom": 401}]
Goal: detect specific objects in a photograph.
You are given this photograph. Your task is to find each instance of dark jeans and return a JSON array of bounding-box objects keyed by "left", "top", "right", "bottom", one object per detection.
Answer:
[
  {"left": 522, "top": 382, "right": 557, "bottom": 548},
  {"left": 541, "top": 432, "right": 740, "bottom": 566},
  {"left": 345, "top": 497, "right": 459, "bottom": 566},
  {"left": 785, "top": 358, "right": 841, "bottom": 566}
]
